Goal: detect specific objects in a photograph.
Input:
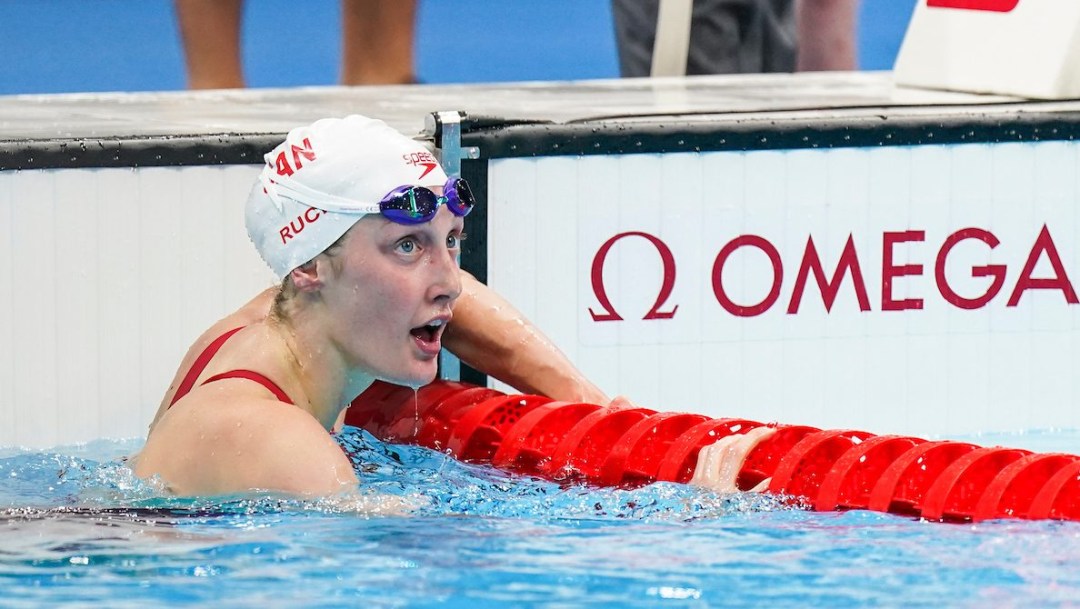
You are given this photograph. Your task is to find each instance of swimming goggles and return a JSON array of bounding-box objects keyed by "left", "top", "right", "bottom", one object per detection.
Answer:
[
  {"left": 263, "top": 174, "right": 475, "bottom": 225},
  {"left": 374, "top": 178, "right": 475, "bottom": 225}
]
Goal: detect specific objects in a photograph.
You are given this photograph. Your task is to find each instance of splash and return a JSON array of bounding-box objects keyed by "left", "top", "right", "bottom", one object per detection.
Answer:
[{"left": 336, "top": 426, "right": 801, "bottom": 521}]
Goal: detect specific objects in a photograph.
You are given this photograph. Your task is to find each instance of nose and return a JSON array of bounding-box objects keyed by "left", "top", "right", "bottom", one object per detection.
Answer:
[{"left": 428, "top": 245, "right": 462, "bottom": 306}]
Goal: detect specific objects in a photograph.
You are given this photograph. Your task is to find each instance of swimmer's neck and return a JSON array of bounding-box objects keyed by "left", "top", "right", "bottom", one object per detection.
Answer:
[{"left": 262, "top": 317, "right": 377, "bottom": 431}]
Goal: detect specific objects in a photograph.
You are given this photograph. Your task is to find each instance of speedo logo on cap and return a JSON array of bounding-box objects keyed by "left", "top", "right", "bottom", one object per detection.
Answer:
[{"left": 403, "top": 151, "right": 438, "bottom": 180}]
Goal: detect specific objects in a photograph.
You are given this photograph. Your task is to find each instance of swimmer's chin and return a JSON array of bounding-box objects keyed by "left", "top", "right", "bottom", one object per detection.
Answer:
[{"left": 376, "top": 369, "right": 439, "bottom": 390}]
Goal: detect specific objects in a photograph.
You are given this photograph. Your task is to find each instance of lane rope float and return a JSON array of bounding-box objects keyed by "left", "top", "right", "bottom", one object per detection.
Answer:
[{"left": 344, "top": 380, "right": 1080, "bottom": 523}]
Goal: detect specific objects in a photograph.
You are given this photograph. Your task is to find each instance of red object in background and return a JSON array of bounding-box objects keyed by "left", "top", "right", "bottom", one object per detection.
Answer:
[
  {"left": 972, "top": 453, "right": 1080, "bottom": 522},
  {"left": 867, "top": 441, "right": 979, "bottom": 516},
  {"left": 541, "top": 407, "right": 657, "bottom": 481},
  {"left": 492, "top": 402, "right": 602, "bottom": 474},
  {"left": 768, "top": 430, "right": 876, "bottom": 502},
  {"left": 598, "top": 412, "right": 711, "bottom": 486},
  {"left": 814, "top": 436, "right": 925, "bottom": 512},
  {"left": 446, "top": 394, "right": 553, "bottom": 462},
  {"left": 344, "top": 380, "right": 442, "bottom": 438},
  {"left": 927, "top": 0, "right": 1020, "bottom": 12},
  {"left": 412, "top": 386, "right": 504, "bottom": 450},
  {"left": 740, "top": 425, "right": 820, "bottom": 490},
  {"left": 345, "top": 380, "right": 1080, "bottom": 523},
  {"left": 919, "top": 447, "right": 1031, "bottom": 522},
  {"left": 1024, "top": 460, "right": 1080, "bottom": 520}
]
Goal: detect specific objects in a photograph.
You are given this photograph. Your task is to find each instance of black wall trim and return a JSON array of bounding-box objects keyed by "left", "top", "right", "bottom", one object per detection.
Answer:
[
  {"left": 459, "top": 158, "right": 489, "bottom": 286},
  {"left": 0, "top": 133, "right": 283, "bottom": 171},
  {"left": 458, "top": 158, "right": 490, "bottom": 388},
  {"left": 9, "top": 111, "right": 1080, "bottom": 171},
  {"left": 463, "top": 112, "right": 1080, "bottom": 159}
]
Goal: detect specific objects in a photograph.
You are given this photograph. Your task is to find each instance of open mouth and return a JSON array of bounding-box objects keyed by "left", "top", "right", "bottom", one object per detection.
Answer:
[
  {"left": 410, "top": 323, "right": 441, "bottom": 342},
  {"left": 410, "top": 318, "right": 447, "bottom": 353}
]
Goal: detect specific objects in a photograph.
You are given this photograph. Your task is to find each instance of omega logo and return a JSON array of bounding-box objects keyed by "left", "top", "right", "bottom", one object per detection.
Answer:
[
  {"left": 588, "top": 225, "right": 1078, "bottom": 321},
  {"left": 588, "top": 232, "right": 679, "bottom": 322}
]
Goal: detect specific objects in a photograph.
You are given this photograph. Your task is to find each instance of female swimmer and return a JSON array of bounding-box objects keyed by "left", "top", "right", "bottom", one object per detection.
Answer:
[{"left": 134, "top": 115, "right": 769, "bottom": 497}]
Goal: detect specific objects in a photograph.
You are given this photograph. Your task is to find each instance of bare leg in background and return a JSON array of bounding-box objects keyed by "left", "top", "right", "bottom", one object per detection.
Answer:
[
  {"left": 341, "top": 0, "right": 417, "bottom": 85},
  {"left": 795, "top": 0, "right": 858, "bottom": 71},
  {"left": 174, "top": 0, "right": 245, "bottom": 89}
]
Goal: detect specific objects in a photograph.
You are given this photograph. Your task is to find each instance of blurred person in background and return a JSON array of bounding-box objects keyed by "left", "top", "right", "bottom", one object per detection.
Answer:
[
  {"left": 613, "top": 0, "right": 858, "bottom": 76},
  {"left": 174, "top": 0, "right": 416, "bottom": 88}
]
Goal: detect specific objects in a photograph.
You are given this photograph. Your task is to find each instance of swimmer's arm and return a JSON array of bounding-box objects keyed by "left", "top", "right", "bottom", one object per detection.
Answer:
[
  {"left": 444, "top": 271, "right": 612, "bottom": 404},
  {"left": 238, "top": 401, "right": 360, "bottom": 496},
  {"left": 689, "top": 427, "right": 776, "bottom": 493}
]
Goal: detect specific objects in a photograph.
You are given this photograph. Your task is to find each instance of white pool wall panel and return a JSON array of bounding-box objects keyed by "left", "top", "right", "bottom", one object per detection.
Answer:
[
  {"left": 0, "top": 166, "right": 273, "bottom": 447},
  {"left": 487, "top": 143, "right": 1080, "bottom": 438}
]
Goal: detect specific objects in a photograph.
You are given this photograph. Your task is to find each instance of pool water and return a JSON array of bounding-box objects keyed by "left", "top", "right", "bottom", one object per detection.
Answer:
[{"left": 2, "top": 428, "right": 1080, "bottom": 608}]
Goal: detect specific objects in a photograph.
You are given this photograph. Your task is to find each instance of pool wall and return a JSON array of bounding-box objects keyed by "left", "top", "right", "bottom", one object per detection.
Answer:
[
  {"left": 479, "top": 126, "right": 1080, "bottom": 438},
  {"left": 1, "top": 74, "right": 1079, "bottom": 447},
  {"left": 0, "top": 163, "right": 273, "bottom": 446}
]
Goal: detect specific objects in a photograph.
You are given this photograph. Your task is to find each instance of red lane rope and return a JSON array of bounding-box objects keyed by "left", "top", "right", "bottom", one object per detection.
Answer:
[{"left": 344, "top": 380, "right": 1080, "bottom": 523}]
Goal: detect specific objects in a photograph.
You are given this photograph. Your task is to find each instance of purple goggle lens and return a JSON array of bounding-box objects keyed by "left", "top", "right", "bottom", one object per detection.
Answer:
[{"left": 379, "top": 177, "right": 475, "bottom": 225}]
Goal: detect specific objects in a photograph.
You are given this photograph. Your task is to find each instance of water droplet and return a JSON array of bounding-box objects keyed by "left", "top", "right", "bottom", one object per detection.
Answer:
[{"left": 412, "top": 387, "right": 421, "bottom": 437}]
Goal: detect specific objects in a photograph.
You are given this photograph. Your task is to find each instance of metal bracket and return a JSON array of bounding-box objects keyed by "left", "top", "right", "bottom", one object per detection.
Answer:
[
  {"left": 424, "top": 111, "right": 483, "bottom": 175},
  {"left": 427, "top": 111, "right": 470, "bottom": 382}
]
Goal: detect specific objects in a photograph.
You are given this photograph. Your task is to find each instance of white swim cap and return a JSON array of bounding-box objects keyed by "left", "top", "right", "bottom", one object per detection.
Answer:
[{"left": 245, "top": 115, "right": 449, "bottom": 279}]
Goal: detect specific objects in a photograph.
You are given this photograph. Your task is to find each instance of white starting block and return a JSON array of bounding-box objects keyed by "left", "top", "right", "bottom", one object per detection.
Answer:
[{"left": 894, "top": 0, "right": 1080, "bottom": 99}]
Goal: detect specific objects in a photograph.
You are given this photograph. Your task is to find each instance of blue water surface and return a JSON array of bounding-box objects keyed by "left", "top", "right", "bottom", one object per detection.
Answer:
[{"left": 2, "top": 427, "right": 1080, "bottom": 608}]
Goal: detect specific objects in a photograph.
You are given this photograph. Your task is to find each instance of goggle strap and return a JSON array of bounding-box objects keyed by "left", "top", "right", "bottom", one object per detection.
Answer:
[
  {"left": 261, "top": 171, "right": 469, "bottom": 218},
  {"left": 263, "top": 174, "right": 383, "bottom": 215}
]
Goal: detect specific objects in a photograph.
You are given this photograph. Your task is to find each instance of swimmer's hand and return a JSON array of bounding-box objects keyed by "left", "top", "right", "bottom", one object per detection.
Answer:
[
  {"left": 607, "top": 395, "right": 636, "bottom": 409},
  {"left": 689, "top": 426, "right": 776, "bottom": 493}
]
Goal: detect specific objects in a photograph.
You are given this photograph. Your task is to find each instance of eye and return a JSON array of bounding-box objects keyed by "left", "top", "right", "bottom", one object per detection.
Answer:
[
  {"left": 447, "top": 232, "right": 467, "bottom": 249},
  {"left": 396, "top": 238, "right": 418, "bottom": 254}
]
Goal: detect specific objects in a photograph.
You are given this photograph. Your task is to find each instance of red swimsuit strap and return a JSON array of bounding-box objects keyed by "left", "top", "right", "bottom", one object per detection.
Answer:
[
  {"left": 168, "top": 325, "right": 295, "bottom": 407},
  {"left": 169, "top": 326, "right": 246, "bottom": 407},
  {"left": 201, "top": 370, "right": 295, "bottom": 406}
]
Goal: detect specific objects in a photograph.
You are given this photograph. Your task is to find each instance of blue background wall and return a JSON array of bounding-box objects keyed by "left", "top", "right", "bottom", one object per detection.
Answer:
[{"left": 0, "top": 0, "right": 917, "bottom": 95}]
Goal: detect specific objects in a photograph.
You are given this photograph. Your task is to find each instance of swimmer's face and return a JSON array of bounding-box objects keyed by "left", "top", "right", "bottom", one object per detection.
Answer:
[{"left": 322, "top": 200, "right": 464, "bottom": 386}]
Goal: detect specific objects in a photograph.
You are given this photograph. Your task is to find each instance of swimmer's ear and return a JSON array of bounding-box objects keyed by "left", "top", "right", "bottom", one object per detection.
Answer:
[{"left": 288, "top": 260, "right": 325, "bottom": 293}]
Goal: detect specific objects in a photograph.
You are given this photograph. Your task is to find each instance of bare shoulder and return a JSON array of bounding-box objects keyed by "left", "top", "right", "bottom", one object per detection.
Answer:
[
  {"left": 136, "top": 391, "right": 356, "bottom": 497},
  {"left": 177, "top": 288, "right": 279, "bottom": 374},
  {"left": 151, "top": 288, "right": 280, "bottom": 427}
]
